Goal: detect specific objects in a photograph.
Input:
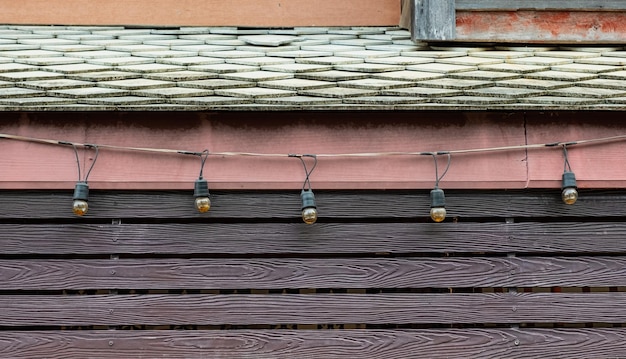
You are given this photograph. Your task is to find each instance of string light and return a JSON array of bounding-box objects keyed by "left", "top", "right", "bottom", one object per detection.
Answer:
[
  {"left": 192, "top": 150, "right": 211, "bottom": 213},
  {"left": 1, "top": 132, "right": 626, "bottom": 212},
  {"left": 66, "top": 143, "right": 99, "bottom": 216},
  {"left": 291, "top": 154, "right": 318, "bottom": 224},
  {"left": 428, "top": 152, "right": 451, "bottom": 223},
  {"left": 560, "top": 143, "right": 578, "bottom": 205}
]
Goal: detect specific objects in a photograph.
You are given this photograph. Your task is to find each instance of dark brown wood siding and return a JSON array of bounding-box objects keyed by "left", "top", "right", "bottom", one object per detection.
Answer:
[{"left": 1, "top": 189, "right": 626, "bottom": 357}]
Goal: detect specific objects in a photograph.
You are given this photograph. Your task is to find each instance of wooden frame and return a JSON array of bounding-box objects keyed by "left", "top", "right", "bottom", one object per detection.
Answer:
[{"left": 412, "top": 0, "right": 626, "bottom": 42}]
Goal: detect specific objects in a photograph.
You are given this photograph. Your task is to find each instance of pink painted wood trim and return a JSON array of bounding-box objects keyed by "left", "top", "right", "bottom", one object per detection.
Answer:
[
  {"left": 0, "top": 113, "right": 528, "bottom": 190},
  {"left": 1, "top": 112, "right": 626, "bottom": 190},
  {"left": 526, "top": 115, "right": 626, "bottom": 189},
  {"left": 456, "top": 10, "right": 626, "bottom": 43},
  {"left": 0, "top": 0, "right": 400, "bottom": 27}
]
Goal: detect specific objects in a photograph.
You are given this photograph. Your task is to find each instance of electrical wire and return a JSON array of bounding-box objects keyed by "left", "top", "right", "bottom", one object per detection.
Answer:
[
  {"left": 1, "top": 132, "right": 626, "bottom": 159},
  {"left": 431, "top": 152, "right": 451, "bottom": 188},
  {"left": 196, "top": 149, "right": 209, "bottom": 179},
  {"left": 562, "top": 144, "right": 573, "bottom": 173},
  {"left": 67, "top": 143, "right": 99, "bottom": 183},
  {"left": 290, "top": 154, "right": 317, "bottom": 191}
]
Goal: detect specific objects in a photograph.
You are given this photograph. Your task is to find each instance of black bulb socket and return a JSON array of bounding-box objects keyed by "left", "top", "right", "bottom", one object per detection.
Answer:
[
  {"left": 194, "top": 178, "right": 210, "bottom": 198},
  {"left": 561, "top": 171, "right": 577, "bottom": 190},
  {"left": 301, "top": 189, "right": 316, "bottom": 210},
  {"left": 73, "top": 181, "right": 89, "bottom": 201},
  {"left": 430, "top": 187, "right": 445, "bottom": 208}
]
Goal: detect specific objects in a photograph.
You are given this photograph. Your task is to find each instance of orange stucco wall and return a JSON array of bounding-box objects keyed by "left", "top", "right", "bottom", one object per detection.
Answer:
[
  {"left": 0, "top": 0, "right": 401, "bottom": 27},
  {"left": 1, "top": 111, "right": 625, "bottom": 191}
]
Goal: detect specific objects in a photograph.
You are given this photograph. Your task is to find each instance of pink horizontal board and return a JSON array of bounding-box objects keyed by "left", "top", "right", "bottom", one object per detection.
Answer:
[
  {"left": 0, "top": 112, "right": 528, "bottom": 190},
  {"left": 456, "top": 10, "right": 626, "bottom": 43},
  {"left": 0, "top": 0, "right": 400, "bottom": 27},
  {"left": 525, "top": 113, "right": 626, "bottom": 189}
]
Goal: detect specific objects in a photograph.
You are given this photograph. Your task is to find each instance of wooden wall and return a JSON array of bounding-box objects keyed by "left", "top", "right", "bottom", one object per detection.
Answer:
[
  {"left": 1, "top": 189, "right": 626, "bottom": 357},
  {"left": 412, "top": 0, "right": 626, "bottom": 42},
  {"left": 0, "top": 0, "right": 400, "bottom": 27}
]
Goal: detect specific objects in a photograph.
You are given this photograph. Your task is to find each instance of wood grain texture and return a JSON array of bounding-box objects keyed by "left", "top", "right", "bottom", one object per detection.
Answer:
[
  {"left": 0, "top": 0, "right": 400, "bottom": 27},
  {"left": 456, "top": 0, "right": 626, "bottom": 11},
  {"left": 412, "top": 0, "right": 456, "bottom": 41},
  {"left": 1, "top": 190, "right": 625, "bottom": 219},
  {"left": 2, "top": 293, "right": 626, "bottom": 326},
  {"left": 1, "top": 222, "right": 625, "bottom": 255},
  {"left": 455, "top": 10, "right": 626, "bottom": 43},
  {"left": 2, "top": 256, "right": 626, "bottom": 290},
  {"left": 3, "top": 329, "right": 626, "bottom": 358}
]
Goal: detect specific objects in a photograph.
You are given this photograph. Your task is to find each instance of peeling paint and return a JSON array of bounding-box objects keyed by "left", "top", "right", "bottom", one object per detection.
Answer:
[{"left": 456, "top": 11, "right": 626, "bottom": 43}]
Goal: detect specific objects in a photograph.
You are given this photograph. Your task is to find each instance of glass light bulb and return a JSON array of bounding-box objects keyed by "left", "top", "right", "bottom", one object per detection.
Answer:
[
  {"left": 430, "top": 207, "right": 446, "bottom": 222},
  {"left": 73, "top": 199, "right": 88, "bottom": 216},
  {"left": 195, "top": 196, "right": 211, "bottom": 213},
  {"left": 561, "top": 187, "right": 578, "bottom": 205},
  {"left": 302, "top": 207, "right": 318, "bottom": 225}
]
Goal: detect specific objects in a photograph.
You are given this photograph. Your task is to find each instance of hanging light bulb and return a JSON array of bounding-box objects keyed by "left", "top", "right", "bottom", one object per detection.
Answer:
[
  {"left": 291, "top": 154, "right": 318, "bottom": 224},
  {"left": 194, "top": 177, "right": 211, "bottom": 213},
  {"left": 430, "top": 187, "right": 446, "bottom": 222},
  {"left": 560, "top": 144, "right": 578, "bottom": 205},
  {"left": 72, "top": 181, "right": 89, "bottom": 216},
  {"left": 301, "top": 189, "right": 318, "bottom": 225},
  {"left": 68, "top": 143, "right": 99, "bottom": 216},
  {"left": 561, "top": 171, "right": 578, "bottom": 205},
  {"left": 426, "top": 152, "right": 451, "bottom": 223},
  {"left": 191, "top": 149, "right": 211, "bottom": 213}
]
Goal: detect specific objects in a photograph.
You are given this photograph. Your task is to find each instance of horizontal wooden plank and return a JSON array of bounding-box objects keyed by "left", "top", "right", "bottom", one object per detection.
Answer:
[
  {"left": 0, "top": 0, "right": 400, "bottom": 27},
  {"left": 2, "top": 256, "right": 626, "bottom": 290},
  {"left": 3, "top": 328, "right": 626, "bottom": 358},
  {"left": 2, "top": 293, "right": 626, "bottom": 326},
  {"left": 1, "top": 190, "right": 626, "bottom": 219},
  {"left": 454, "top": 10, "right": 626, "bottom": 43},
  {"left": 456, "top": 0, "right": 626, "bottom": 11},
  {"left": 2, "top": 222, "right": 626, "bottom": 255}
]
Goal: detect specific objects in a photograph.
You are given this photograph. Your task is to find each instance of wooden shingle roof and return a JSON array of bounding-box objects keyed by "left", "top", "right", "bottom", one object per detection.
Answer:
[{"left": 0, "top": 25, "right": 625, "bottom": 111}]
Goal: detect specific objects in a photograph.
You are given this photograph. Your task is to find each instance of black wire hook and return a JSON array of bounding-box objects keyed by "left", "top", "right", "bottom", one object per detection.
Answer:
[
  {"left": 197, "top": 149, "right": 209, "bottom": 179},
  {"left": 562, "top": 144, "right": 572, "bottom": 172},
  {"left": 71, "top": 143, "right": 99, "bottom": 182},
  {"left": 431, "top": 152, "right": 451, "bottom": 188},
  {"left": 290, "top": 154, "right": 318, "bottom": 191}
]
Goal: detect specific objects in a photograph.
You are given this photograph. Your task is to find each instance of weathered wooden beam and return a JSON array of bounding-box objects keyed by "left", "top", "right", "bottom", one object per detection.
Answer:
[
  {"left": 3, "top": 329, "right": 626, "bottom": 358},
  {"left": 412, "top": 0, "right": 456, "bottom": 41},
  {"left": 0, "top": 0, "right": 400, "bottom": 27},
  {"left": 456, "top": 0, "right": 626, "bottom": 11},
  {"left": 455, "top": 10, "right": 626, "bottom": 43},
  {"left": 2, "top": 256, "right": 626, "bottom": 290},
  {"left": 2, "top": 293, "right": 626, "bottom": 326}
]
